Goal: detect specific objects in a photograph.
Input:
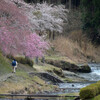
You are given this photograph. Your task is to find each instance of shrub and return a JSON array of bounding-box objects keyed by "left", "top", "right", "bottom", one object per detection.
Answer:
[
  {"left": 80, "top": 82, "right": 100, "bottom": 100},
  {"left": 15, "top": 57, "right": 34, "bottom": 67},
  {"left": 7, "top": 55, "right": 34, "bottom": 67}
]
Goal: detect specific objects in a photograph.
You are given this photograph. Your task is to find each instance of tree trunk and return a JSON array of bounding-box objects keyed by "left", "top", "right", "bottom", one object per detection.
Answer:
[
  {"left": 69, "top": 0, "right": 71, "bottom": 10},
  {"left": 35, "top": 56, "right": 39, "bottom": 64},
  {"left": 53, "top": 31, "right": 55, "bottom": 40},
  {"left": 33, "top": 0, "right": 36, "bottom": 3},
  {"left": 37, "top": 0, "right": 40, "bottom": 3},
  {"left": 65, "top": 0, "right": 68, "bottom": 8},
  {"left": 58, "top": 0, "right": 61, "bottom": 4},
  {"left": 48, "top": 0, "right": 51, "bottom": 4},
  {"left": 51, "top": 31, "right": 53, "bottom": 40},
  {"left": 55, "top": 0, "right": 57, "bottom": 4},
  {"left": 49, "top": 30, "right": 51, "bottom": 39}
]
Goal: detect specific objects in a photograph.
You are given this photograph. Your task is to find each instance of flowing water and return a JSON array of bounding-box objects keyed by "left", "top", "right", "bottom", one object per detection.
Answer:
[
  {"left": 57, "top": 63, "right": 100, "bottom": 93},
  {"left": 79, "top": 63, "right": 100, "bottom": 81},
  {"left": 1, "top": 63, "right": 100, "bottom": 100}
]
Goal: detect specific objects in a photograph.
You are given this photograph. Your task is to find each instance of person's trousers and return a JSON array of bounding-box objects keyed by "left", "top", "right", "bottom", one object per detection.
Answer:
[{"left": 13, "top": 66, "right": 17, "bottom": 73}]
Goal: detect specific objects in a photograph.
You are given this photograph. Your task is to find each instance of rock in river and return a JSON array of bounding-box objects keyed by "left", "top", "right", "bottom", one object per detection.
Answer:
[{"left": 45, "top": 59, "right": 91, "bottom": 73}]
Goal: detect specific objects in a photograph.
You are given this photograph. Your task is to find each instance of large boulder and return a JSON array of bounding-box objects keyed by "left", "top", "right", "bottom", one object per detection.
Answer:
[
  {"left": 78, "top": 65, "right": 91, "bottom": 73},
  {"left": 45, "top": 59, "right": 91, "bottom": 73}
]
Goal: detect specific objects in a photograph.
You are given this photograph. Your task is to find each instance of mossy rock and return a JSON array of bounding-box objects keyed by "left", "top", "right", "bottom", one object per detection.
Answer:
[
  {"left": 78, "top": 65, "right": 91, "bottom": 73},
  {"left": 90, "top": 94, "right": 100, "bottom": 100},
  {"left": 80, "top": 82, "right": 100, "bottom": 100},
  {"left": 53, "top": 68, "right": 64, "bottom": 77},
  {"left": 45, "top": 59, "right": 91, "bottom": 73},
  {"left": 80, "top": 87, "right": 96, "bottom": 99}
]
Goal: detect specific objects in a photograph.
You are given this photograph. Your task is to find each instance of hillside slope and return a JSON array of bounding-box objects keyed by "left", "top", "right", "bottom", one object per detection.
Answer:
[
  {"left": 0, "top": 53, "right": 12, "bottom": 76},
  {"left": 0, "top": 57, "right": 58, "bottom": 94}
]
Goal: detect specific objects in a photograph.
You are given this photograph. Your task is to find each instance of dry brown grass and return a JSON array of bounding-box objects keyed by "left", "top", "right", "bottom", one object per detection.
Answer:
[
  {"left": 0, "top": 81, "right": 29, "bottom": 94},
  {"left": 52, "top": 30, "right": 100, "bottom": 63},
  {"left": 0, "top": 74, "right": 57, "bottom": 94}
]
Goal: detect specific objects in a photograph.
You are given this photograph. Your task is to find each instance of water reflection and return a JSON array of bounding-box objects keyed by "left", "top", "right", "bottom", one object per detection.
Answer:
[{"left": 0, "top": 97, "right": 75, "bottom": 100}]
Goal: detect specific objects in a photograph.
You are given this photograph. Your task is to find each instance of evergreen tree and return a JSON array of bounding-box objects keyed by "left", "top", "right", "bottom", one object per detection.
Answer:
[{"left": 81, "top": 0, "right": 100, "bottom": 43}]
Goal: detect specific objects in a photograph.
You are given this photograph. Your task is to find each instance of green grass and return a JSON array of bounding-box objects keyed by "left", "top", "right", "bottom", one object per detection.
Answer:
[
  {"left": 0, "top": 53, "right": 12, "bottom": 76},
  {"left": 16, "top": 71, "right": 30, "bottom": 79}
]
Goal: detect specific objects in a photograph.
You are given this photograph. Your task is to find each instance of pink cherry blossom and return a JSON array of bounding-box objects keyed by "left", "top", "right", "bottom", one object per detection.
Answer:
[{"left": 0, "top": 0, "right": 48, "bottom": 58}]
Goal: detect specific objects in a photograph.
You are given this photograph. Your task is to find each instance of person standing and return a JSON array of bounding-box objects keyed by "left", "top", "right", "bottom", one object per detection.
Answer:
[{"left": 12, "top": 59, "right": 18, "bottom": 73}]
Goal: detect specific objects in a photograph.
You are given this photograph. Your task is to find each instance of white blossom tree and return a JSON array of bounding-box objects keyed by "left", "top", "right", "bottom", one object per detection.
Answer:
[
  {"left": 11, "top": 0, "right": 69, "bottom": 39},
  {"left": 28, "top": 3, "right": 68, "bottom": 33}
]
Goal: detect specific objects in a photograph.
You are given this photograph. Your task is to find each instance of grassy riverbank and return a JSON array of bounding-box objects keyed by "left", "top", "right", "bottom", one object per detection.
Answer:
[
  {"left": 0, "top": 52, "right": 84, "bottom": 97},
  {"left": 0, "top": 53, "right": 59, "bottom": 94},
  {"left": 0, "top": 51, "right": 89, "bottom": 94},
  {"left": 0, "top": 71, "right": 58, "bottom": 94}
]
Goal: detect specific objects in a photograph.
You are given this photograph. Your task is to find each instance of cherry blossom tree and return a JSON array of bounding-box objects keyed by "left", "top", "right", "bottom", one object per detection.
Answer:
[
  {"left": 23, "top": 33, "right": 49, "bottom": 58},
  {"left": 0, "top": 0, "right": 68, "bottom": 58},
  {"left": 0, "top": 0, "right": 48, "bottom": 58},
  {"left": 28, "top": 2, "right": 68, "bottom": 33}
]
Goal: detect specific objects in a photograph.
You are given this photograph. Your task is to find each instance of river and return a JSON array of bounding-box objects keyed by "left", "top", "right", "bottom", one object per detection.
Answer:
[
  {"left": 58, "top": 63, "right": 100, "bottom": 93},
  {"left": 0, "top": 63, "right": 100, "bottom": 100},
  {"left": 79, "top": 63, "right": 100, "bottom": 81}
]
